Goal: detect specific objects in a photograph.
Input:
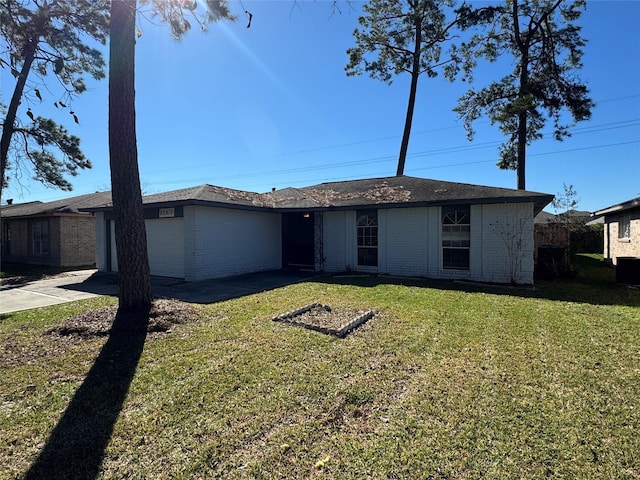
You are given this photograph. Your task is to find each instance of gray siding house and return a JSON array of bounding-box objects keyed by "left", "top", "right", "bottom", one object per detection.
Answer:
[{"left": 87, "top": 176, "right": 553, "bottom": 285}]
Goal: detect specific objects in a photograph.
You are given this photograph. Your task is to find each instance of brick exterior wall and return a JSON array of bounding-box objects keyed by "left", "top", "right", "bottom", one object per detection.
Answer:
[
  {"left": 381, "top": 207, "right": 432, "bottom": 276},
  {"left": 476, "top": 203, "right": 534, "bottom": 284},
  {"left": 2, "top": 214, "right": 95, "bottom": 267},
  {"left": 94, "top": 202, "right": 536, "bottom": 284},
  {"left": 183, "top": 206, "right": 281, "bottom": 281},
  {"left": 59, "top": 215, "right": 96, "bottom": 267},
  {"left": 2, "top": 219, "right": 29, "bottom": 260},
  {"left": 97, "top": 207, "right": 281, "bottom": 280},
  {"left": 603, "top": 209, "right": 640, "bottom": 265},
  {"left": 323, "top": 210, "right": 355, "bottom": 272},
  {"left": 322, "top": 203, "right": 535, "bottom": 284}
]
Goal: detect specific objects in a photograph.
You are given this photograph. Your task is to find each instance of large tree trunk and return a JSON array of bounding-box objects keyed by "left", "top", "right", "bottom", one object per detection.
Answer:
[
  {"left": 1, "top": 37, "right": 37, "bottom": 199},
  {"left": 109, "top": 0, "right": 153, "bottom": 312},
  {"left": 0, "top": 38, "right": 37, "bottom": 276},
  {"left": 514, "top": 0, "right": 528, "bottom": 191},
  {"left": 396, "top": 13, "right": 422, "bottom": 177},
  {"left": 516, "top": 109, "right": 527, "bottom": 190}
]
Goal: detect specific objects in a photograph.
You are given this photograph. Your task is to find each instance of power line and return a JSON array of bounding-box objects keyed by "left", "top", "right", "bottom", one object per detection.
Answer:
[
  {"left": 400, "top": 141, "right": 640, "bottom": 173},
  {"left": 143, "top": 117, "right": 639, "bottom": 182},
  {"left": 145, "top": 139, "right": 639, "bottom": 190},
  {"left": 279, "top": 94, "right": 640, "bottom": 156}
]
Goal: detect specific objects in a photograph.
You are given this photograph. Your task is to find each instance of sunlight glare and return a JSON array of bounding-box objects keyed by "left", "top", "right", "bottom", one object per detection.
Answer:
[{"left": 217, "top": 22, "right": 299, "bottom": 104}]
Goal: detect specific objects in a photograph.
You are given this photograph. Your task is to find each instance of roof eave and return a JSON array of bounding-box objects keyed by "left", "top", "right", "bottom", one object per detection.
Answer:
[
  {"left": 82, "top": 194, "right": 554, "bottom": 214},
  {"left": 277, "top": 194, "right": 554, "bottom": 213},
  {"left": 81, "top": 198, "right": 276, "bottom": 213},
  {"left": 593, "top": 197, "right": 640, "bottom": 217}
]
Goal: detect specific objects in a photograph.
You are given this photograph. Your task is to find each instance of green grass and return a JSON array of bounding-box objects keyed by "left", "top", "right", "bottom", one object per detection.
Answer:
[{"left": 1, "top": 254, "right": 639, "bottom": 479}]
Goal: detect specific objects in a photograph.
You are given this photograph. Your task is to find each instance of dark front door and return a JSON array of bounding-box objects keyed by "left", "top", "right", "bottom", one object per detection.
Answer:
[{"left": 282, "top": 213, "right": 314, "bottom": 270}]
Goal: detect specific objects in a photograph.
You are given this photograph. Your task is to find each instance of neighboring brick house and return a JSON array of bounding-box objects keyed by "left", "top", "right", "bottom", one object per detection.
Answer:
[
  {"left": 1, "top": 192, "right": 111, "bottom": 267},
  {"left": 86, "top": 176, "right": 553, "bottom": 285},
  {"left": 592, "top": 196, "right": 640, "bottom": 266}
]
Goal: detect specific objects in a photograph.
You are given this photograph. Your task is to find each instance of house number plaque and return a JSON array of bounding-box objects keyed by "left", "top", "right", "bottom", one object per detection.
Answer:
[{"left": 159, "top": 208, "right": 175, "bottom": 218}]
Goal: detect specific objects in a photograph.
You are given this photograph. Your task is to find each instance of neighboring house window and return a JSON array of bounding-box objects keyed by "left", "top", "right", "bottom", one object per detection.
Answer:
[
  {"left": 442, "top": 205, "right": 470, "bottom": 270},
  {"left": 32, "top": 220, "right": 49, "bottom": 256},
  {"left": 357, "top": 210, "right": 378, "bottom": 267},
  {"left": 2, "top": 222, "right": 10, "bottom": 255},
  {"left": 618, "top": 215, "right": 631, "bottom": 239}
]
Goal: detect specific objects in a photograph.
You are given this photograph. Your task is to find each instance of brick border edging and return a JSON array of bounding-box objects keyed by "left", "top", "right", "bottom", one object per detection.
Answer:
[{"left": 272, "top": 303, "right": 374, "bottom": 338}]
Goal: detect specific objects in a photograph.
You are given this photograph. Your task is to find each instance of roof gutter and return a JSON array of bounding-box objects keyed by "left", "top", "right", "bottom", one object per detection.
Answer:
[{"left": 593, "top": 197, "right": 640, "bottom": 217}]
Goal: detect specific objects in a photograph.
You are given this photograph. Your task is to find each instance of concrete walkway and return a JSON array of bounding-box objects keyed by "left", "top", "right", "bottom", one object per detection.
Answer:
[{"left": 0, "top": 269, "right": 319, "bottom": 314}]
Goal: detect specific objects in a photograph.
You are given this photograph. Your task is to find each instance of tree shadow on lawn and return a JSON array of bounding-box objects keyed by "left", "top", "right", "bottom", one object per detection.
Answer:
[
  {"left": 24, "top": 308, "right": 149, "bottom": 480},
  {"left": 314, "top": 256, "right": 640, "bottom": 308}
]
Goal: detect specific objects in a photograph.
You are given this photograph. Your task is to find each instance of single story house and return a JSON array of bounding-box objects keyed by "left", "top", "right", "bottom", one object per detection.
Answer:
[
  {"left": 1, "top": 191, "right": 111, "bottom": 267},
  {"left": 87, "top": 176, "right": 553, "bottom": 285},
  {"left": 592, "top": 196, "right": 640, "bottom": 266}
]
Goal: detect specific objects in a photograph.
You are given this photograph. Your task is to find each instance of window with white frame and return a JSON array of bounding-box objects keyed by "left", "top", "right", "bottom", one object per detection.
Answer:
[
  {"left": 618, "top": 215, "right": 631, "bottom": 239},
  {"left": 32, "top": 220, "right": 49, "bottom": 256},
  {"left": 357, "top": 210, "right": 378, "bottom": 267},
  {"left": 442, "top": 205, "right": 470, "bottom": 270}
]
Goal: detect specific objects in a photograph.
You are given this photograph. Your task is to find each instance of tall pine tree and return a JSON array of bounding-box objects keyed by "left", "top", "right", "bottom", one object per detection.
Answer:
[
  {"left": 453, "top": 0, "right": 594, "bottom": 190},
  {"left": 0, "top": 0, "right": 108, "bottom": 197},
  {"left": 346, "top": 0, "right": 481, "bottom": 176},
  {"left": 108, "top": 0, "right": 234, "bottom": 313}
]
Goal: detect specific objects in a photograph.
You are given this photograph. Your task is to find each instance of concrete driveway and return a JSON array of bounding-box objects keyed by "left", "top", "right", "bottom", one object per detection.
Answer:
[
  {"left": 0, "top": 270, "right": 108, "bottom": 314},
  {"left": 0, "top": 269, "right": 319, "bottom": 315}
]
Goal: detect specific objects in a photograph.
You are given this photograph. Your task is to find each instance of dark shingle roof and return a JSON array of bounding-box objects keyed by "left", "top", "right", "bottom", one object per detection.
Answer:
[
  {"left": 268, "top": 176, "right": 552, "bottom": 212},
  {"left": 535, "top": 209, "right": 592, "bottom": 224},
  {"left": 140, "top": 184, "right": 267, "bottom": 208},
  {"left": 18, "top": 176, "right": 553, "bottom": 216},
  {"left": 138, "top": 176, "right": 552, "bottom": 213},
  {"left": 534, "top": 211, "right": 556, "bottom": 224},
  {"left": 1, "top": 191, "right": 112, "bottom": 218}
]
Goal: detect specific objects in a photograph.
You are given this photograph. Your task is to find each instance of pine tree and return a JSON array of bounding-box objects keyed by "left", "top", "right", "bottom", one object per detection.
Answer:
[
  {"left": 453, "top": 0, "right": 594, "bottom": 190},
  {"left": 0, "top": 0, "right": 108, "bottom": 197},
  {"left": 346, "top": 0, "right": 482, "bottom": 176},
  {"left": 108, "top": 0, "right": 235, "bottom": 313}
]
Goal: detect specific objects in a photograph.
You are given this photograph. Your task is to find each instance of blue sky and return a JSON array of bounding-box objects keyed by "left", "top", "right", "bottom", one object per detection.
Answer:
[{"left": 2, "top": 0, "right": 639, "bottom": 213}]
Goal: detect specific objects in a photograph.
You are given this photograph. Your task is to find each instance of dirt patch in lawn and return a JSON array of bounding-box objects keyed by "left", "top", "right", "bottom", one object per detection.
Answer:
[
  {"left": 46, "top": 299, "right": 198, "bottom": 338},
  {"left": 2, "top": 300, "right": 197, "bottom": 368},
  {"left": 272, "top": 303, "right": 375, "bottom": 337}
]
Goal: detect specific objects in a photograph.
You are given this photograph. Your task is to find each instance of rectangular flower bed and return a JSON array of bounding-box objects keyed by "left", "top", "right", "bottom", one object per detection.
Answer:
[{"left": 272, "top": 303, "right": 374, "bottom": 338}]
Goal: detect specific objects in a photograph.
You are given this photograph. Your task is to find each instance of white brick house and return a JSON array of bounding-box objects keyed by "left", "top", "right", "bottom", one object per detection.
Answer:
[{"left": 88, "top": 176, "right": 553, "bottom": 285}]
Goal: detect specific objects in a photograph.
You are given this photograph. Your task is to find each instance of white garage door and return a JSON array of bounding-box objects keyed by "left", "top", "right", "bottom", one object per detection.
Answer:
[{"left": 146, "top": 217, "right": 185, "bottom": 278}]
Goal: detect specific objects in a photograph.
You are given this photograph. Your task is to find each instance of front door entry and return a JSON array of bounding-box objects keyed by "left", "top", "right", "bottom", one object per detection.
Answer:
[{"left": 282, "top": 213, "right": 314, "bottom": 270}]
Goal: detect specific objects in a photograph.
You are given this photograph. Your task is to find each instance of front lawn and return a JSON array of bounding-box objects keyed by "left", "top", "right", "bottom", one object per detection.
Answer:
[{"left": 1, "top": 255, "right": 638, "bottom": 479}]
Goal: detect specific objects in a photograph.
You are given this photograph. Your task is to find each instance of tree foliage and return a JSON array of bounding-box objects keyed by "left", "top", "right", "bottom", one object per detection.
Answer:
[
  {"left": 141, "top": 0, "right": 235, "bottom": 38},
  {"left": 107, "top": 0, "right": 235, "bottom": 312},
  {"left": 346, "top": 0, "right": 477, "bottom": 176},
  {"left": 0, "top": 0, "right": 108, "bottom": 195},
  {"left": 11, "top": 117, "right": 91, "bottom": 189},
  {"left": 551, "top": 182, "right": 579, "bottom": 216},
  {"left": 453, "top": 0, "right": 594, "bottom": 190}
]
